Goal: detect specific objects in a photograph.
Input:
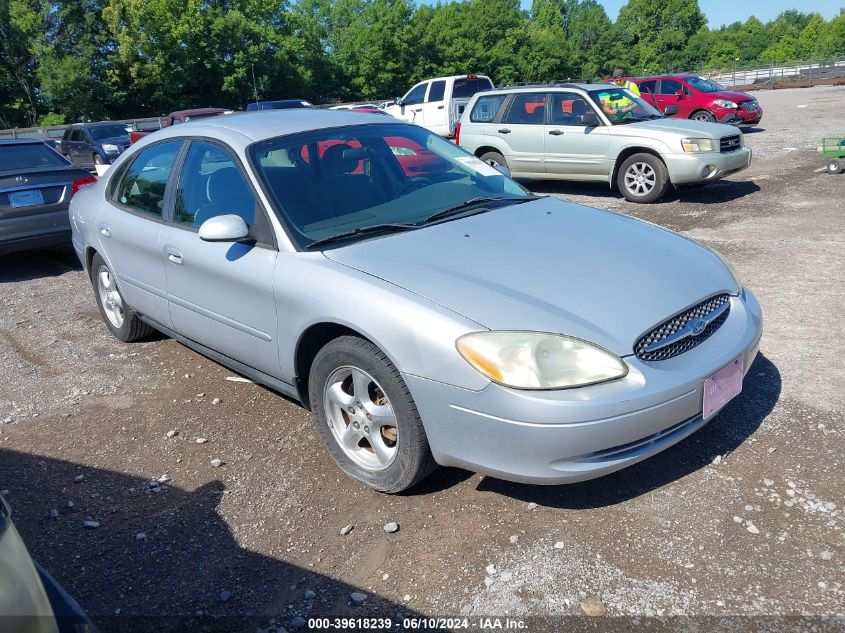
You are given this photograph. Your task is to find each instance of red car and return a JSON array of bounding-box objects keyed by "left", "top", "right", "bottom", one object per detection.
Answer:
[{"left": 630, "top": 74, "right": 763, "bottom": 127}]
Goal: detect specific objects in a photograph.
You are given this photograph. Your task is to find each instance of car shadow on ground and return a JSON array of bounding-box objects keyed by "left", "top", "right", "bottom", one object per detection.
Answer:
[
  {"left": 0, "top": 450, "right": 422, "bottom": 633},
  {"left": 0, "top": 246, "right": 82, "bottom": 284},
  {"left": 475, "top": 353, "right": 780, "bottom": 509},
  {"left": 526, "top": 178, "right": 760, "bottom": 205}
]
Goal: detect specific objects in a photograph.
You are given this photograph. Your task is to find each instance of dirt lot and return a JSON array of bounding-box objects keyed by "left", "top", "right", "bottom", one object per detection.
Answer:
[{"left": 1, "top": 86, "right": 843, "bottom": 632}]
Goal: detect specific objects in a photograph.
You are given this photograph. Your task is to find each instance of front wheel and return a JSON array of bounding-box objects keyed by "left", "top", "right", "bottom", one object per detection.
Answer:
[
  {"left": 91, "top": 253, "right": 153, "bottom": 342},
  {"left": 826, "top": 157, "right": 844, "bottom": 174},
  {"left": 617, "top": 153, "right": 669, "bottom": 203},
  {"left": 308, "top": 336, "right": 437, "bottom": 493},
  {"left": 691, "top": 110, "right": 717, "bottom": 123},
  {"left": 478, "top": 151, "right": 507, "bottom": 170},
  {"left": 93, "top": 153, "right": 105, "bottom": 166}
]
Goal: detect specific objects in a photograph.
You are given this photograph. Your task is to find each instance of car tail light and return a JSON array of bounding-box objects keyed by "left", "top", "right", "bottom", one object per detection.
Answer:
[
  {"left": 71, "top": 175, "right": 97, "bottom": 197},
  {"left": 455, "top": 122, "right": 461, "bottom": 145}
]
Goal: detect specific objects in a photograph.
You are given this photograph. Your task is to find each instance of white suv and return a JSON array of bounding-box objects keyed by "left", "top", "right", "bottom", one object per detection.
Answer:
[{"left": 457, "top": 83, "right": 752, "bottom": 203}]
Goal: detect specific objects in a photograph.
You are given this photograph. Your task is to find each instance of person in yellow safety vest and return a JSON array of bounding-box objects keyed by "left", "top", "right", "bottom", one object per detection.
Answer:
[{"left": 598, "top": 69, "right": 641, "bottom": 121}]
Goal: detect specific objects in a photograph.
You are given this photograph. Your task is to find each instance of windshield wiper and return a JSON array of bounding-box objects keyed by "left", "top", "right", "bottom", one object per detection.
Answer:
[
  {"left": 307, "top": 223, "right": 418, "bottom": 250},
  {"left": 421, "top": 195, "right": 538, "bottom": 225}
]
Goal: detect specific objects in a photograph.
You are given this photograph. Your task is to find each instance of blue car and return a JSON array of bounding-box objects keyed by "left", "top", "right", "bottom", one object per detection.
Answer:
[
  {"left": 60, "top": 122, "right": 131, "bottom": 168},
  {"left": 245, "top": 99, "right": 314, "bottom": 111}
]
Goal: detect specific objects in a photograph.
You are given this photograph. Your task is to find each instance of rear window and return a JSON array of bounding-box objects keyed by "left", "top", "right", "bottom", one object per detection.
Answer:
[
  {"left": 470, "top": 94, "right": 507, "bottom": 122},
  {"left": 0, "top": 143, "right": 68, "bottom": 171},
  {"left": 453, "top": 77, "right": 494, "bottom": 99}
]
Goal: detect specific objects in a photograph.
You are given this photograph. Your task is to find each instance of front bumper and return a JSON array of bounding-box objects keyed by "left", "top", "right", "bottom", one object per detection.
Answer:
[
  {"left": 665, "top": 147, "right": 752, "bottom": 185},
  {"left": 406, "top": 289, "right": 762, "bottom": 485}
]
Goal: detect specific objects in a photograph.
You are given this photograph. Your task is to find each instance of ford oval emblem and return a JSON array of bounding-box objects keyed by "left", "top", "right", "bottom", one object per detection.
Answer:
[{"left": 691, "top": 319, "right": 707, "bottom": 336}]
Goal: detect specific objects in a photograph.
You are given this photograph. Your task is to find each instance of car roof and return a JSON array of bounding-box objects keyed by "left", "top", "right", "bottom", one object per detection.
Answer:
[
  {"left": 0, "top": 138, "right": 47, "bottom": 146},
  {"left": 480, "top": 83, "right": 616, "bottom": 95},
  {"left": 135, "top": 109, "right": 401, "bottom": 147},
  {"left": 69, "top": 121, "right": 128, "bottom": 128}
]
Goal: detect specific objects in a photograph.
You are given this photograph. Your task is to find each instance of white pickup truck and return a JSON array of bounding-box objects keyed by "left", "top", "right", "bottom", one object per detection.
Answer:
[{"left": 384, "top": 74, "right": 494, "bottom": 138}]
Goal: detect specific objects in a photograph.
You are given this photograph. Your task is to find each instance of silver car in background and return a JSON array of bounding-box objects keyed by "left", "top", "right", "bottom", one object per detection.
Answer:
[
  {"left": 458, "top": 84, "right": 752, "bottom": 203},
  {"left": 70, "top": 110, "right": 762, "bottom": 492}
]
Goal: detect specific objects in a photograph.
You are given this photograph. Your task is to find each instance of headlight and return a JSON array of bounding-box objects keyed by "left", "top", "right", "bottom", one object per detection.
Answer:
[
  {"left": 713, "top": 99, "right": 737, "bottom": 109},
  {"left": 681, "top": 138, "right": 717, "bottom": 152},
  {"left": 102, "top": 144, "right": 120, "bottom": 154},
  {"left": 704, "top": 245, "right": 742, "bottom": 295},
  {"left": 456, "top": 331, "right": 628, "bottom": 390}
]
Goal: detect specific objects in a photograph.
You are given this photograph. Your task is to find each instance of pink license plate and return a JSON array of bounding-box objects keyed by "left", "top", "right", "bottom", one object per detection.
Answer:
[{"left": 703, "top": 357, "right": 744, "bottom": 420}]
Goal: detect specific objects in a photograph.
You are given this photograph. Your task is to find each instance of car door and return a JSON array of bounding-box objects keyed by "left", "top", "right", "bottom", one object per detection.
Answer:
[
  {"left": 78, "top": 129, "right": 96, "bottom": 167},
  {"left": 492, "top": 92, "right": 548, "bottom": 176},
  {"left": 654, "top": 78, "right": 686, "bottom": 116},
  {"left": 422, "top": 79, "right": 447, "bottom": 134},
  {"left": 543, "top": 92, "right": 610, "bottom": 179},
  {"left": 637, "top": 79, "right": 659, "bottom": 109},
  {"left": 159, "top": 139, "right": 281, "bottom": 377},
  {"left": 396, "top": 82, "right": 428, "bottom": 125},
  {"left": 66, "top": 129, "right": 82, "bottom": 163},
  {"left": 97, "top": 140, "right": 184, "bottom": 328}
]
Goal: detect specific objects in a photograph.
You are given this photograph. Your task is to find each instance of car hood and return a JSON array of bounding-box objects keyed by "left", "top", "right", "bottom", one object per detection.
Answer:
[
  {"left": 623, "top": 117, "right": 736, "bottom": 138},
  {"left": 323, "top": 198, "right": 737, "bottom": 355},
  {"left": 709, "top": 90, "right": 754, "bottom": 103}
]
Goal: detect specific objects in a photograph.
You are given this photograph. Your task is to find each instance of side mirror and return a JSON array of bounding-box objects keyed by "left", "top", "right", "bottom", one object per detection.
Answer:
[
  {"left": 674, "top": 90, "right": 685, "bottom": 99},
  {"left": 495, "top": 165, "right": 511, "bottom": 178},
  {"left": 578, "top": 111, "right": 599, "bottom": 127},
  {"left": 198, "top": 214, "right": 249, "bottom": 242},
  {"left": 393, "top": 97, "right": 403, "bottom": 106},
  {"left": 663, "top": 105, "right": 679, "bottom": 116}
]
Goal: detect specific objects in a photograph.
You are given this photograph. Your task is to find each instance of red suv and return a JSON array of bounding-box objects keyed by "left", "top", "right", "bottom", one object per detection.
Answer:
[{"left": 630, "top": 74, "right": 763, "bottom": 127}]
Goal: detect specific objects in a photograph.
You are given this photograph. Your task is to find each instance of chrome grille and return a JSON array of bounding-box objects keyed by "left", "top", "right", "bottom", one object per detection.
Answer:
[
  {"left": 720, "top": 135, "right": 742, "bottom": 153},
  {"left": 740, "top": 101, "right": 758, "bottom": 112},
  {"left": 634, "top": 294, "right": 731, "bottom": 361}
]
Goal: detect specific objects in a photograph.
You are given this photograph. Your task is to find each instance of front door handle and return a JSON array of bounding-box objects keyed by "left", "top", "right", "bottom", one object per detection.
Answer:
[
  {"left": 498, "top": 128, "right": 511, "bottom": 134},
  {"left": 99, "top": 223, "right": 111, "bottom": 238},
  {"left": 164, "top": 245, "right": 183, "bottom": 265},
  {"left": 413, "top": 108, "right": 423, "bottom": 113},
  {"left": 548, "top": 129, "right": 564, "bottom": 136},
  {"left": 437, "top": 105, "right": 445, "bottom": 109}
]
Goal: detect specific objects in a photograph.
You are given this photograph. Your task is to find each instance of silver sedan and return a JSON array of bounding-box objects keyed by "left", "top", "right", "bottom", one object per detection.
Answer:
[{"left": 69, "top": 110, "right": 762, "bottom": 492}]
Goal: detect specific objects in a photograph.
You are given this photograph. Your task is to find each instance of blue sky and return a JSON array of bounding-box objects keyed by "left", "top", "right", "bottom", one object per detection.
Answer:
[{"left": 591, "top": 0, "right": 841, "bottom": 28}]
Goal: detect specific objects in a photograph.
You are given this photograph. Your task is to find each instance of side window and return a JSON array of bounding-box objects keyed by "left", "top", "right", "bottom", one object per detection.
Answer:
[
  {"left": 427, "top": 80, "right": 446, "bottom": 103},
  {"left": 69, "top": 129, "right": 81, "bottom": 141},
  {"left": 470, "top": 95, "right": 506, "bottom": 122},
  {"left": 175, "top": 141, "right": 256, "bottom": 228},
  {"left": 403, "top": 83, "right": 428, "bottom": 106},
  {"left": 115, "top": 141, "right": 181, "bottom": 217},
  {"left": 549, "top": 93, "right": 595, "bottom": 126},
  {"left": 503, "top": 93, "right": 547, "bottom": 125},
  {"left": 659, "top": 79, "right": 683, "bottom": 95},
  {"left": 638, "top": 80, "right": 657, "bottom": 95}
]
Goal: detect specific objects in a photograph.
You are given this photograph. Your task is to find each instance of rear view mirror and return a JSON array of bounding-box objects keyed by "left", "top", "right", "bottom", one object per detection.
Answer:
[
  {"left": 578, "top": 111, "right": 599, "bottom": 127},
  {"left": 664, "top": 105, "right": 679, "bottom": 116},
  {"left": 198, "top": 214, "right": 249, "bottom": 242}
]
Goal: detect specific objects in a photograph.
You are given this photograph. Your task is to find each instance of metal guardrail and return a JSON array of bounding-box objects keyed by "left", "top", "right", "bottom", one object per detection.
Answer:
[
  {"left": 706, "top": 54, "right": 845, "bottom": 88},
  {"left": 0, "top": 117, "right": 165, "bottom": 140}
]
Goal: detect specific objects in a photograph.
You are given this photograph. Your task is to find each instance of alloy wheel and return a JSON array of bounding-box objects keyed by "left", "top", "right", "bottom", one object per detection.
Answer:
[
  {"left": 623, "top": 162, "right": 657, "bottom": 197},
  {"left": 97, "top": 266, "right": 124, "bottom": 328},
  {"left": 323, "top": 366, "right": 398, "bottom": 471}
]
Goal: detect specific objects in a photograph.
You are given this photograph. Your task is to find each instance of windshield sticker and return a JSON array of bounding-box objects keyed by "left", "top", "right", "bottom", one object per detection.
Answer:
[{"left": 455, "top": 156, "right": 502, "bottom": 177}]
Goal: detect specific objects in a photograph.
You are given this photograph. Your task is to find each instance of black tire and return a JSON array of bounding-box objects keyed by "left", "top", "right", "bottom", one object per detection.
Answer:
[
  {"left": 617, "top": 153, "right": 670, "bottom": 203},
  {"left": 308, "top": 335, "right": 437, "bottom": 493},
  {"left": 826, "top": 157, "right": 844, "bottom": 175},
  {"left": 90, "top": 253, "right": 153, "bottom": 342},
  {"left": 478, "top": 150, "right": 508, "bottom": 170},
  {"left": 691, "top": 110, "right": 716, "bottom": 123}
]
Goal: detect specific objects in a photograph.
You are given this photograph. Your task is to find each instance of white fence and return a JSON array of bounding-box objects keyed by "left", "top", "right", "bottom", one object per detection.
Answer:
[{"left": 0, "top": 117, "right": 165, "bottom": 141}]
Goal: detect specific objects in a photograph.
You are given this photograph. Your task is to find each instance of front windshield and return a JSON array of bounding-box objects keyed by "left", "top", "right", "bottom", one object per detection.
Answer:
[
  {"left": 90, "top": 124, "right": 131, "bottom": 140},
  {"left": 686, "top": 76, "right": 725, "bottom": 93},
  {"left": 250, "top": 123, "right": 531, "bottom": 249},
  {"left": 589, "top": 88, "right": 664, "bottom": 124}
]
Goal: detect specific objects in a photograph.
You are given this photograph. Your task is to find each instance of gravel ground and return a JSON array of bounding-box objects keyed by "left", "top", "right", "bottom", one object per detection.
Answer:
[{"left": 1, "top": 86, "right": 843, "bottom": 632}]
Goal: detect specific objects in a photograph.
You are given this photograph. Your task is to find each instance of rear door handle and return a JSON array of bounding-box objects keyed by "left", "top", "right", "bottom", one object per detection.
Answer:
[
  {"left": 548, "top": 129, "right": 564, "bottom": 136},
  {"left": 437, "top": 105, "right": 445, "bottom": 109},
  {"left": 498, "top": 128, "right": 511, "bottom": 134},
  {"left": 164, "top": 245, "right": 183, "bottom": 265},
  {"left": 99, "top": 223, "right": 111, "bottom": 238}
]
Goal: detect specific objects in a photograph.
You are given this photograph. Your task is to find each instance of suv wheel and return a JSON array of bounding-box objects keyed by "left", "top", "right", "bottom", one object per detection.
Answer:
[
  {"left": 479, "top": 151, "right": 507, "bottom": 170},
  {"left": 309, "top": 335, "right": 437, "bottom": 493},
  {"left": 617, "top": 153, "right": 669, "bottom": 203},
  {"left": 91, "top": 253, "right": 153, "bottom": 342},
  {"left": 826, "top": 157, "right": 844, "bottom": 175},
  {"left": 93, "top": 153, "right": 104, "bottom": 166},
  {"left": 691, "top": 110, "right": 716, "bottom": 123}
]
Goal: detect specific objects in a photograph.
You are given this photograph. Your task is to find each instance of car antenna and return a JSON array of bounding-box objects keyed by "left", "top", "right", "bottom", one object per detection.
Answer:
[{"left": 251, "top": 65, "right": 259, "bottom": 105}]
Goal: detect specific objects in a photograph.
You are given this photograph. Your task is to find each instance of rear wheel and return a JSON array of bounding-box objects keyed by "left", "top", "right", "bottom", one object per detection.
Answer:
[
  {"left": 826, "top": 157, "right": 844, "bottom": 175},
  {"left": 91, "top": 253, "right": 153, "bottom": 342},
  {"left": 479, "top": 151, "right": 507, "bottom": 170},
  {"left": 691, "top": 110, "right": 716, "bottom": 123},
  {"left": 617, "top": 153, "right": 669, "bottom": 203},
  {"left": 309, "top": 335, "right": 437, "bottom": 493}
]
